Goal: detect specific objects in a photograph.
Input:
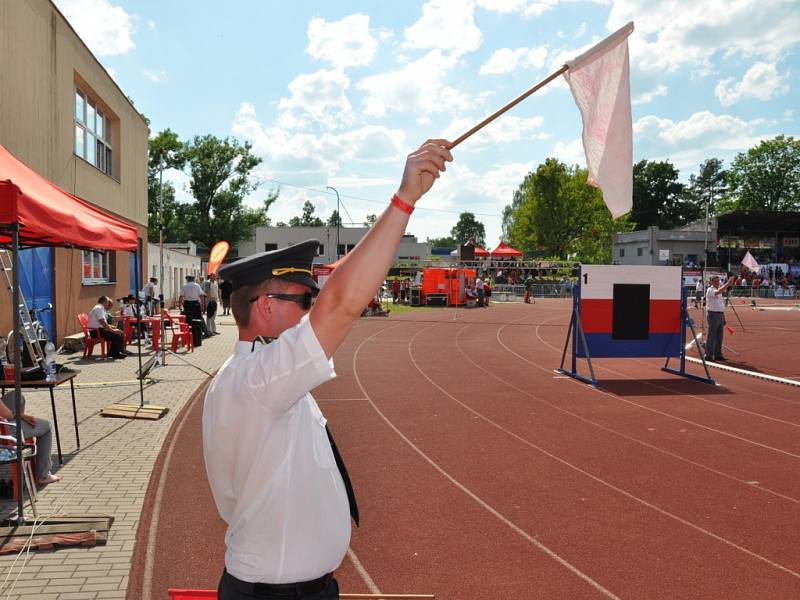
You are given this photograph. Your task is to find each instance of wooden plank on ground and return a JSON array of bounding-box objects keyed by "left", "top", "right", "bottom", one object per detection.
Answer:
[
  {"left": 0, "top": 515, "right": 113, "bottom": 555},
  {"left": 101, "top": 403, "right": 168, "bottom": 420}
]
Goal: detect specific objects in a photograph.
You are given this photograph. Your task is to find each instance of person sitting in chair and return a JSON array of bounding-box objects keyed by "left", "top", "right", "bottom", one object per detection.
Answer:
[
  {"left": 88, "top": 296, "right": 128, "bottom": 359},
  {"left": 0, "top": 391, "right": 60, "bottom": 485}
]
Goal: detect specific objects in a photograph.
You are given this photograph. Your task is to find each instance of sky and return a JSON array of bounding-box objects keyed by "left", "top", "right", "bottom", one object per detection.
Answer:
[{"left": 55, "top": 0, "right": 799, "bottom": 246}]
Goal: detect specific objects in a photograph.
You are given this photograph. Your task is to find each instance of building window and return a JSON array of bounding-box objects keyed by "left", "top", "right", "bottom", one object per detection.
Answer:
[
  {"left": 637, "top": 247, "right": 643, "bottom": 256},
  {"left": 264, "top": 243, "right": 278, "bottom": 252},
  {"left": 337, "top": 244, "right": 356, "bottom": 256},
  {"left": 75, "top": 88, "right": 113, "bottom": 177},
  {"left": 619, "top": 248, "right": 625, "bottom": 257},
  {"left": 317, "top": 243, "right": 325, "bottom": 256},
  {"left": 82, "top": 250, "right": 113, "bottom": 284}
]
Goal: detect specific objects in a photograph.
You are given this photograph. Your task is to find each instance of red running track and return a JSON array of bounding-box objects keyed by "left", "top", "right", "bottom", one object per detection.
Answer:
[{"left": 129, "top": 299, "right": 800, "bottom": 599}]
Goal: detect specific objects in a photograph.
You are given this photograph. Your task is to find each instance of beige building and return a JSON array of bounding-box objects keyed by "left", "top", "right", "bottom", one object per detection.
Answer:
[{"left": 0, "top": 0, "right": 149, "bottom": 342}]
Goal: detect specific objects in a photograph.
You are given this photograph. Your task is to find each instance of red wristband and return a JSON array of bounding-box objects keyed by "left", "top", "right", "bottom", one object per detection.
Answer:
[{"left": 390, "top": 194, "right": 414, "bottom": 215}]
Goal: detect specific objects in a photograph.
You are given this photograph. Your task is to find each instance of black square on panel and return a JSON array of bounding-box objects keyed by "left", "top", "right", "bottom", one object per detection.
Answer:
[{"left": 612, "top": 283, "right": 650, "bottom": 340}]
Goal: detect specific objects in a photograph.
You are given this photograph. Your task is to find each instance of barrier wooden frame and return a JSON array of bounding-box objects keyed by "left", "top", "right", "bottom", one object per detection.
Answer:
[{"left": 558, "top": 267, "right": 715, "bottom": 387}]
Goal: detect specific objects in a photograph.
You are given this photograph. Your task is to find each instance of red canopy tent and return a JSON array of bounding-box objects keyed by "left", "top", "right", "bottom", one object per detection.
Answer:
[
  {"left": 0, "top": 145, "right": 138, "bottom": 250},
  {"left": 0, "top": 143, "right": 139, "bottom": 520},
  {"left": 490, "top": 240, "right": 523, "bottom": 257}
]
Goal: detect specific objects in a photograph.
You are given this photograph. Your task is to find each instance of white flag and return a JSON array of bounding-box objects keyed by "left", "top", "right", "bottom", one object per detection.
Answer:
[
  {"left": 564, "top": 22, "right": 634, "bottom": 218},
  {"left": 741, "top": 251, "right": 759, "bottom": 273}
]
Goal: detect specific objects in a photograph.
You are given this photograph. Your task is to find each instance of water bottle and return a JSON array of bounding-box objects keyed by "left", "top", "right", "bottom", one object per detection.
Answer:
[{"left": 44, "top": 341, "right": 56, "bottom": 382}]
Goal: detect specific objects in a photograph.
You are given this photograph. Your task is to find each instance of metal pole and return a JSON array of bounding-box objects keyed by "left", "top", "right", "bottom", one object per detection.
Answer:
[
  {"left": 327, "top": 186, "right": 340, "bottom": 260},
  {"left": 11, "top": 224, "right": 25, "bottom": 521},
  {"left": 158, "top": 151, "right": 167, "bottom": 364},
  {"left": 134, "top": 240, "right": 144, "bottom": 407},
  {"left": 701, "top": 188, "right": 710, "bottom": 334}
]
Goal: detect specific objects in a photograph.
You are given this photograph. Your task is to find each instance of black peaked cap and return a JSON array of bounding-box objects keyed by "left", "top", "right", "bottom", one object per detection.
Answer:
[{"left": 218, "top": 239, "right": 320, "bottom": 292}]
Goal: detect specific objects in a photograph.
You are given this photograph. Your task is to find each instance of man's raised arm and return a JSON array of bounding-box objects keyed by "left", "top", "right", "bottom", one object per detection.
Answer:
[{"left": 310, "top": 139, "right": 452, "bottom": 358}]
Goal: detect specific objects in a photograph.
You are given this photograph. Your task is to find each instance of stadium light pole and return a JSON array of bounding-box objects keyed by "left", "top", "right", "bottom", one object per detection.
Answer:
[{"left": 326, "top": 186, "right": 340, "bottom": 260}]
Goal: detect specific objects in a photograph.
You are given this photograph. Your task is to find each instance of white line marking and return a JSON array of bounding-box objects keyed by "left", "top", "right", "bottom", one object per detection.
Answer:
[
  {"left": 347, "top": 547, "right": 382, "bottom": 596},
  {"left": 685, "top": 357, "right": 800, "bottom": 387},
  {"left": 453, "top": 325, "right": 800, "bottom": 507},
  {"left": 141, "top": 379, "right": 209, "bottom": 600},
  {"left": 353, "top": 324, "right": 622, "bottom": 599},
  {"left": 412, "top": 321, "right": 800, "bottom": 581},
  {"left": 521, "top": 316, "right": 800, "bottom": 457}
]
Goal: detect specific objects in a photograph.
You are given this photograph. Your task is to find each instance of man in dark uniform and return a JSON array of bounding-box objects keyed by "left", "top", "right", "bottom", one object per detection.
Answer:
[{"left": 203, "top": 139, "right": 453, "bottom": 600}]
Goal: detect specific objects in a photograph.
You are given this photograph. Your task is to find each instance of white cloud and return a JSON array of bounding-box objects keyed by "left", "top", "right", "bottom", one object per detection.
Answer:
[
  {"left": 328, "top": 176, "right": 397, "bottom": 188},
  {"left": 277, "top": 69, "right": 354, "bottom": 130},
  {"left": 715, "top": 62, "right": 787, "bottom": 106},
  {"left": 479, "top": 46, "right": 548, "bottom": 75},
  {"left": 632, "top": 84, "right": 668, "bottom": 105},
  {"left": 144, "top": 69, "right": 167, "bottom": 83},
  {"left": 54, "top": 0, "right": 135, "bottom": 56},
  {"left": 403, "top": 0, "right": 482, "bottom": 56},
  {"left": 631, "top": 110, "right": 775, "bottom": 171},
  {"left": 443, "top": 115, "right": 548, "bottom": 150},
  {"left": 476, "top": 0, "right": 530, "bottom": 13},
  {"left": 307, "top": 14, "right": 378, "bottom": 69},
  {"left": 358, "top": 50, "right": 473, "bottom": 117},
  {"left": 574, "top": 22, "right": 587, "bottom": 38},
  {"left": 147, "top": 20, "right": 156, "bottom": 31},
  {"left": 232, "top": 102, "right": 406, "bottom": 182},
  {"left": 551, "top": 137, "right": 585, "bottom": 166},
  {"left": 608, "top": 0, "right": 800, "bottom": 73}
]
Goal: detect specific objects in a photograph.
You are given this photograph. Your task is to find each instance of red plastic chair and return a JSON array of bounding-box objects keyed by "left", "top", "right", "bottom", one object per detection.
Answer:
[
  {"left": 0, "top": 419, "right": 38, "bottom": 516},
  {"left": 171, "top": 320, "right": 194, "bottom": 353},
  {"left": 77, "top": 313, "right": 107, "bottom": 359}
]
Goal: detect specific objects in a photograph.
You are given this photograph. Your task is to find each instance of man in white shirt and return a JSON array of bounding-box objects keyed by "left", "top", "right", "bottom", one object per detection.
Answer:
[
  {"left": 204, "top": 139, "right": 452, "bottom": 599},
  {"left": 87, "top": 296, "right": 127, "bottom": 359},
  {"left": 694, "top": 278, "right": 703, "bottom": 309},
  {"left": 475, "top": 275, "right": 484, "bottom": 307},
  {"left": 143, "top": 278, "right": 158, "bottom": 316},
  {"left": 204, "top": 273, "right": 220, "bottom": 335},
  {"left": 705, "top": 275, "right": 734, "bottom": 362},
  {"left": 179, "top": 275, "right": 206, "bottom": 336}
]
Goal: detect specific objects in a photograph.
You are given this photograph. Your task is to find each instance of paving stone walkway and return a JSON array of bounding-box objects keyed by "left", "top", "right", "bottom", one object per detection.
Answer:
[{"left": 0, "top": 313, "right": 239, "bottom": 599}]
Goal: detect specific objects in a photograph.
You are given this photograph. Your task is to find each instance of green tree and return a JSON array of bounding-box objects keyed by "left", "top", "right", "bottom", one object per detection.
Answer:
[
  {"left": 450, "top": 212, "right": 486, "bottom": 246},
  {"left": 179, "top": 135, "right": 275, "bottom": 249},
  {"left": 631, "top": 160, "right": 697, "bottom": 229},
  {"left": 363, "top": 214, "right": 378, "bottom": 228},
  {"left": 147, "top": 129, "right": 188, "bottom": 242},
  {"left": 327, "top": 210, "right": 342, "bottom": 227},
  {"left": 428, "top": 236, "right": 457, "bottom": 248},
  {"left": 504, "top": 159, "right": 633, "bottom": 262},
  {"left": 686, "top": 158, "right": 728, "bottom": 218},
  {"left": 724, "top": 135, "right": 800, "bottom": 212},
  {"left": 289, "top": 200, "right": 324, "bottom": 227}
]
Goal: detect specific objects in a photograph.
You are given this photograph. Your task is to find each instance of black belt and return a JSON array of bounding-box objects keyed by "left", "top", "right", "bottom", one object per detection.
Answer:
[{"left": 223, "top": 569, "right": 333, "bottom": 598}]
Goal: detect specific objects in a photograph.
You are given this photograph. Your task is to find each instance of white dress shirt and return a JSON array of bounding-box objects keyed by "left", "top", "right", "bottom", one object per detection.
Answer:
[
  {"left": 706, "top": 285, "right": 726, "bottom": 312},
  {"left": 180, "top": 281, "right": 205, "bottom": 302},
  {"left": 203, "top": 314, "right": 349, "bottom": 584},
  {"left": 88, "top": 304, "right": 108, "bottom": 329}
]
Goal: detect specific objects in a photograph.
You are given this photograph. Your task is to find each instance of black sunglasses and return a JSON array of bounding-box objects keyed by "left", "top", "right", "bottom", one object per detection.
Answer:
[{"left": 249, "top": 292, "right": 316, "bottom": 310}]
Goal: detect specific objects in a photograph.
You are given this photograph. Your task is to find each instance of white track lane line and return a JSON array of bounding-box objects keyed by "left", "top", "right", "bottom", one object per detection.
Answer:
[
  {"left": 405, "top": 322, "right": 800, "bottom": 582},
  {"left": 141, "top": 381, "right": 207, "bottom": 600},
  {"left": 451, "top": 324, "right": 800, "bottom": 506},
  {"left": 352, "top": 323, "right": 623, "bottom": 600},
  {"left": 501, "top": 315, "right": 800, "bottom": 460}
]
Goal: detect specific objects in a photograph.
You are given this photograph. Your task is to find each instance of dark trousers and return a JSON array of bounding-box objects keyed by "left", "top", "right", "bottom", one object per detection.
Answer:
[
  {"left": 98, "top": 329, "right": 124, "bottom": 355},
  {"left": 218, "top": 569, "right": 339, "bottom": 600},
  {"left": 706, "top": 311, "right": 725, "bottom": 359}
]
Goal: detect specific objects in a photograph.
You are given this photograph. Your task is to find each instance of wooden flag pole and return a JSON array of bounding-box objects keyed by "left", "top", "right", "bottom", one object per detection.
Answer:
[{"left": 450, "top": 64, "right": 568, "bottom": 149}]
